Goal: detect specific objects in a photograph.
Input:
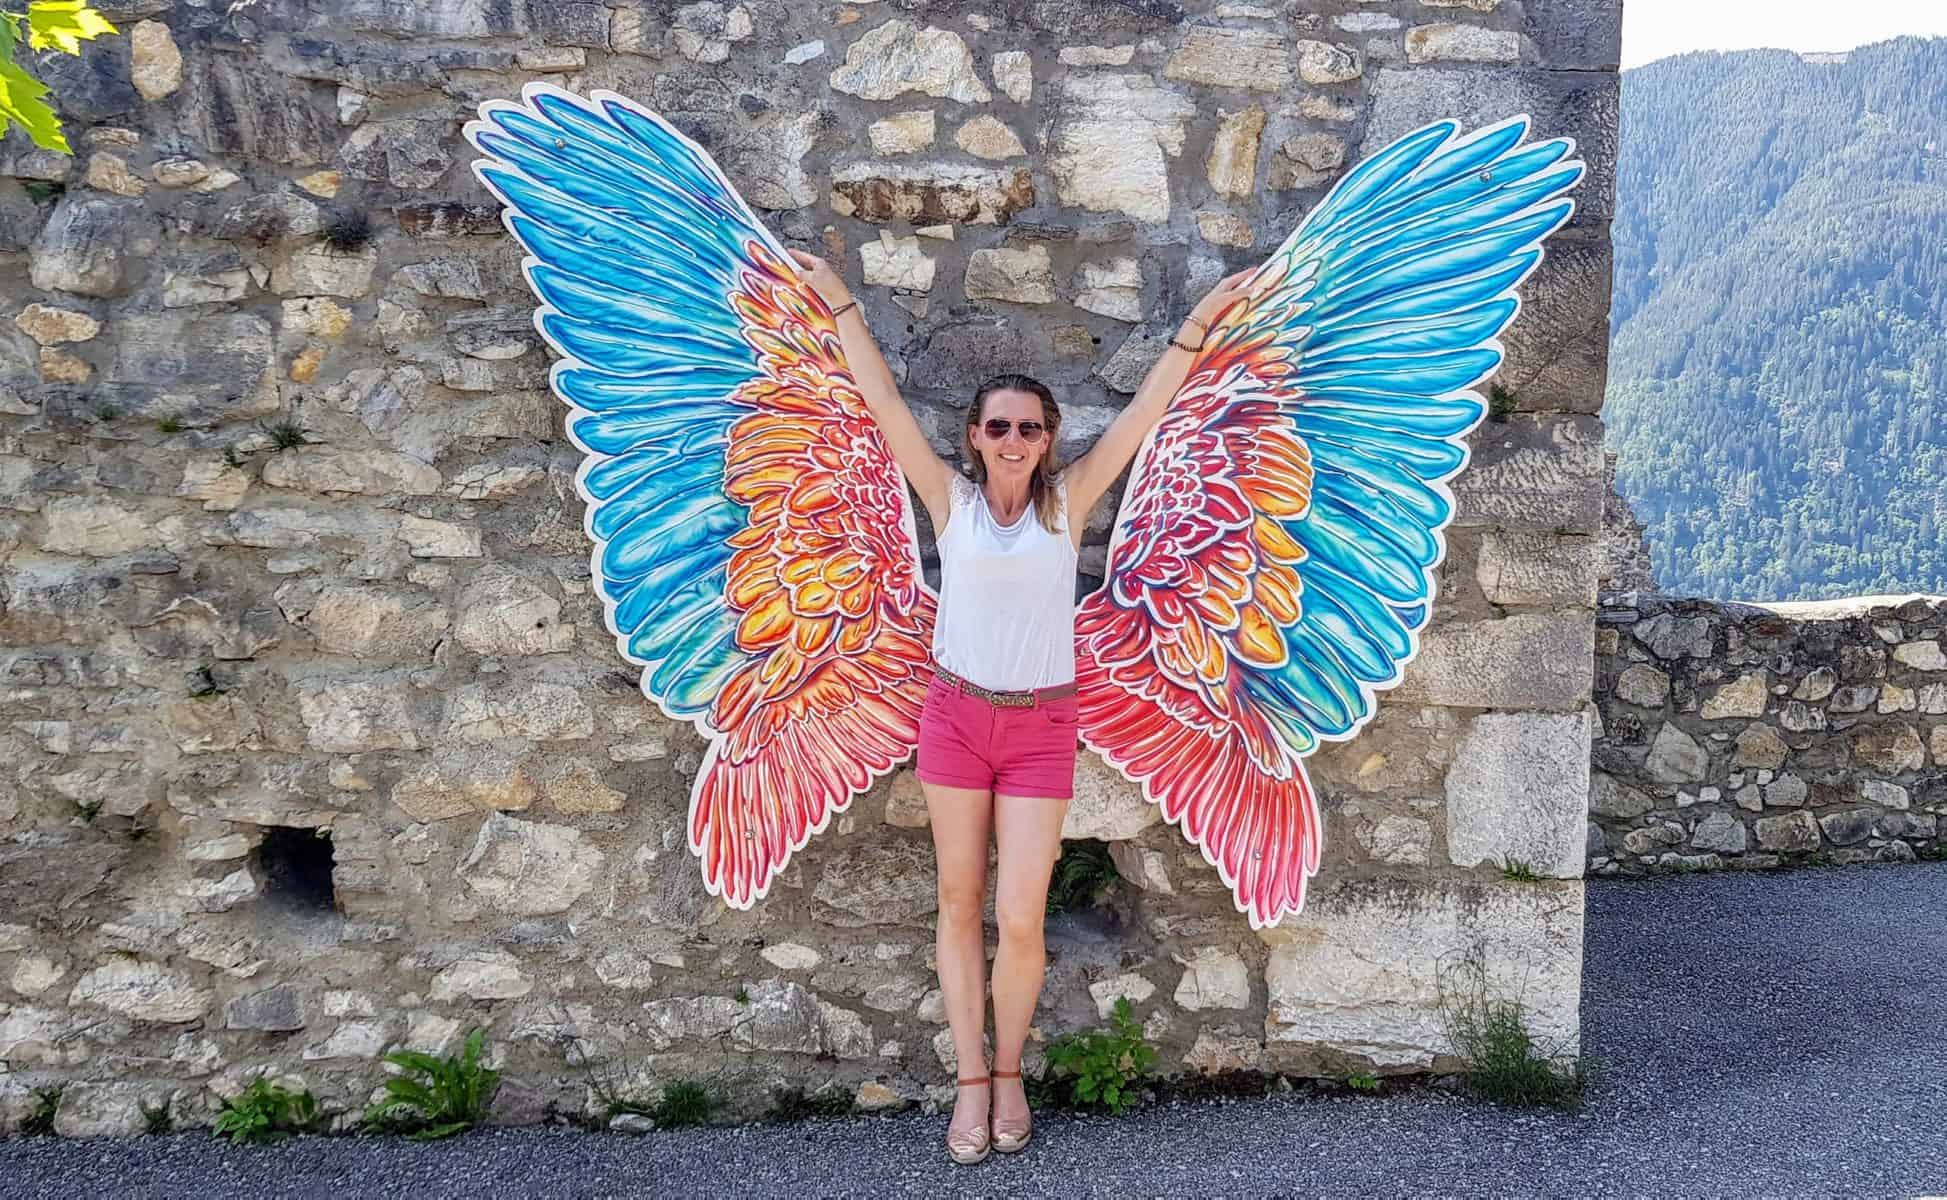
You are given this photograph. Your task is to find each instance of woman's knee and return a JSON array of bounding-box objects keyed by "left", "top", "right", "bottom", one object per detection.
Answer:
[
  {"left": 994, "top": 894, "right": 1046, "bottom": 946},
  {"left": 937, "top": 879, "right": 986, "bottom": 927}
]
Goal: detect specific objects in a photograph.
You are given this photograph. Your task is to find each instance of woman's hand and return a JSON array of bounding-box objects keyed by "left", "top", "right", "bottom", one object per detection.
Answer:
[
  {"left": 1179, "top": 267, "right": 1259, "bottom": 347},
  {"left": 785, "top": 248, "right": 855, "bottom": 311}
]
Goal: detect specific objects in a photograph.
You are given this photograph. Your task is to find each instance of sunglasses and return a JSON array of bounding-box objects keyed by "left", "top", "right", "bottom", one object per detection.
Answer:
[{"left": 979, "top": 418, "right": 1047, "bottom": 443}]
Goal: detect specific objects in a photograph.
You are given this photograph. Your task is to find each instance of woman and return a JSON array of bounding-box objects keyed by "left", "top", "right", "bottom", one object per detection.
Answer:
[{"left": 788, "top": 247, "right": 1254, "bottom": 1164}]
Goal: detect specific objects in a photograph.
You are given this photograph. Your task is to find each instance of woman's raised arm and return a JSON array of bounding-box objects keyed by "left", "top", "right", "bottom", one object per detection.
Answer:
[
  {"left": 788, "top": 249, "right": 955, "bottom": 528},
  {"left": 1063, "top": 268, "right": 1259, "bottom": 524}
]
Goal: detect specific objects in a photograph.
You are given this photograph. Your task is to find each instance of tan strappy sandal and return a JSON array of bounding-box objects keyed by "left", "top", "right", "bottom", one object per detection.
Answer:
[
  {"left": 990, "top": 1068, "right": 1032, "bottom": 1152},
  {"left": 945, "top": 1074, "right": 992, "bottom": 1164}
]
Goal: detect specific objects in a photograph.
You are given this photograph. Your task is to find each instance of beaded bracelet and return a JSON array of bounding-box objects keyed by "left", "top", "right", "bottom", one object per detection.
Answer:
[{"left": 1167, "top": 335, "right": 1205, "bottom": 353}]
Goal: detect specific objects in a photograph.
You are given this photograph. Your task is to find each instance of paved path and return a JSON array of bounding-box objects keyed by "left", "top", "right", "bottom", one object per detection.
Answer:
[{"left": 6, "top": 863, "right": 1945, "bottom": 1198}]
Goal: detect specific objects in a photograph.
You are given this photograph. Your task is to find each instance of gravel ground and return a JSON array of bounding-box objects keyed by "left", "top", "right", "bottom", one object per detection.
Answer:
[{"left": 5, "top": 862, "right": 1945, "bottom": 1199}]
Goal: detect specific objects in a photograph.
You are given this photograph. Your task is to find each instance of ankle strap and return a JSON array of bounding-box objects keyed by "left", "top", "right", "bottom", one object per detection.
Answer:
[
  {"left": 956, "top": 1075, "right": 990, "bottom": 1086},
  {"left": 991, "top": 1068, "right": 1022, "bottom": 1078}
]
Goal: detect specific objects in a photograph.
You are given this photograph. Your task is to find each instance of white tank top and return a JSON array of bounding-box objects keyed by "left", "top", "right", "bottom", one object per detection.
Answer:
[{"left": 931, "top": 472, "right": 1077, "bottom": 691}]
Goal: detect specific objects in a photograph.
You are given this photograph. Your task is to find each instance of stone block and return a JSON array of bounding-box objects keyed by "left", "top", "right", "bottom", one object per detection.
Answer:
[
  {"left": 830, "top": 19, "right": 988, "bottom": 101},
  {"left": 1475, "top": 531, "right": 1600, "bottom": 607},
  {"left": 1262, "top": 878, "right": 1583, "bottom": 1071},
  {"left": 68, "top": 959, "right": 213, "bottom": 1023},
  {"left": 294, "top": 674, "right": 423, "bottom": 752},
  {"left": 1452, "top": 415, "right": 1606, "bottom": 533},
  {"left": 965, "top": 245, "right": 1056, "bottom": 305},
  {"left": 1205, "top": 105, "right": 1267, "bottom": 199},
  {"left": 831, "top": 162, "right": 1034, "bottom": 225},
  {"left": 1522, "top": 0, "right": 1622, "bottom": 70},
  {"left": 1494, "top": 223, "right": 1613, "bottom": 415},
  {"left": 29, "top": 196, "right": 148, "bottom": 297},
  {"left": 1445, "top": 710, "right": 1591, "bottom": 876},
  {"left": 1391, "top": 613, "right": 1593, "bottom": 710},
  {"left": 1164, "top": 26, "right": 1290, "bottom": 91},
  {"left": 1644, "top": 722, "right": 1708, "bottom": 783},
  {"left": 1065, "top": 753, "right": 1163, "bottom": 841},
  {"left": 458, "top": 813, "right": 605, "bottom": 916},
  {"left": 177, "top": 53, "right": 337, "bottom": 166},
  {"left": 1753, "top": 810, "right": 1820, "bottom": 852},
  {"left": 868, "top": 109, "right": 936, "bottom": 155},
  {"left": 1612, "top": 663, "right": 1670, "bottom": 708},
  {"left": 955, "top": 116, "right": 1026, "bottom": 160},
  {"left": 1363, "top": 67, "right": 1618, "bottom": 221},
  {"left": 1689, "top": 811, "right": 1747, "bottom": 854},
  {"left": 814, "top": 839, "right": 938, "bottom": 926},
  {"left": 1699, "top": 671, "right": 1768, "bottom": 720},
  {"left": 1173, "top": 946, "right": 1251, "bottom": 1011},
  {"left": 1044, "top": 73, "right": 1195, "bottom": 223},
  {"left": 445, "top": 682, "right": 594, "bottom": 741},
  {"left": 53, "top": 1083, "right": 173, "bottom": 1138}
]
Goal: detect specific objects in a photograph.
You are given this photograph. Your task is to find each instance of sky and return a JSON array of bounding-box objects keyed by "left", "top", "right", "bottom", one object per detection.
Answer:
[{"left": 1620, "top": 0, "right": 1947, "bottom": 69}]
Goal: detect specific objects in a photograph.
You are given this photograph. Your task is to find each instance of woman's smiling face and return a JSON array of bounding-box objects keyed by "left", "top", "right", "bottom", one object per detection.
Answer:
[{"left": 969, "top": 387, "right": 1050, "bottom": 483}]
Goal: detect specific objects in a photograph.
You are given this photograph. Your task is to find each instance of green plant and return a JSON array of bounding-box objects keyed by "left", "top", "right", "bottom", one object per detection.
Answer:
[
  {"left": 156, "top": 415, "right": 182, "bottom": 434},
  {"left": 212, "top": 1077, "right": 322, "bottom": 1145},
  {"left": 1500, "top": 857, "right": 1541, "bottom": 882},
  {"left": 1342, "top": 1070, "right": 1381, "bottom": 1092},
  {"left": 73, "top": 796, "right": 102, "bottom": 822},
  {"left": 1435, "top": 950, "right": 1597, "bottom": 1110},
  {"left": 20, "top": 1085, "right": 60, "bottom": 1135},
  {"left": 93, "top": 403, "right": 119, "bottom": 421},
  {"left": 186, "top": 664, "right": 224, "bottom": 698},
  {"left": 22, "top": 178, "right": 62, "bottom": 202},
  {"left": 141, "top": 1098, "right": 172, "bottom": 1134},
  {"left": 766, "top": 1085, "right": 852, "bottom": 1122},
  {"left": 1487, "top": 382, "right": 1516, "bottom": 422},
  {"left": 734, "top": 985, "right": 749, "bottom": 1004},
  {"left": 265, "top": 420, "right": 308, "bottom": 450},
  {"left": 1041, "top": 995, "right": 1156, "bottom": 1116},
  {"left": 362, "top": 1026, "right": 499, "bottom": 1140},
  {"left": 649, "top": 1080, "right": 721, "bottom": 1129},
  {"left": 1046, "top": 839, "right": 1119, "bottom": 915},
  {"left": 322, "top": 206, "right": 374, "bottom": 252},
  {"left": 0, "top": 2, "right": 118, "bottom": 153}
]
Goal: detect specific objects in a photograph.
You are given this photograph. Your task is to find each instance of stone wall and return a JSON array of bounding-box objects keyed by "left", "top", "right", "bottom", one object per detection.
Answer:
[
  {"left": 0, "top": 0, "right": 1619, "bottom": 1134},
  {"left": 1589, "top": 592, "right": 1947, "bottom": 874}
]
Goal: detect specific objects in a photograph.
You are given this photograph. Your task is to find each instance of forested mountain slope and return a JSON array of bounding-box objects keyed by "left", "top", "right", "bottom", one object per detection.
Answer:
[{"left": 1604, "top": 37, "right": 1947, "bottom": 600}]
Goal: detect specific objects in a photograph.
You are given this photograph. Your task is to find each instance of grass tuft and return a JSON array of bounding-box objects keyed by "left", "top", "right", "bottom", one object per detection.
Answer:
[
  {"left": 1487, "top": 382, "right": 1517, "bottom": 422},
  {"left": 650, "top": 1080, "right": 721, "bottom": 1129},
  {"left": 1501, "top": 857, "right": 1542, "bottom": 882},
  {"left": 1436, "top": 950, "right": 1598, "bottom": 1110},
  {"left": 21, "top": 1086, "right": 61, "bottom": 1136},
  {"left": 322, "top": 207, "right": 375, "bottom": 253},
  {"left": 141, "top": 1099, "right": 174, "bottom": 1135},
  {"left": 265, "top": 420, "right": 308, "bottom": 450}
]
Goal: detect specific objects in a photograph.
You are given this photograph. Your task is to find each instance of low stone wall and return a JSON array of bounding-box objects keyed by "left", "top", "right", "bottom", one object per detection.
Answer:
[{"left": 1589, "top": 592, "right": 1946, "bottom": 873}]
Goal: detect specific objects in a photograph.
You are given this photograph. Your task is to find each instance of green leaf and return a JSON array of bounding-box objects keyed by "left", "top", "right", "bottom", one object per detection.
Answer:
[
  {"left": 0, "top": 15, "right": 18, "bottom": 64},
  {"left": 27, "top": 1, "right": 116, "bottom": 55},
  {"left": 0, "top": 56, "right": 66, "bottom": 153}
]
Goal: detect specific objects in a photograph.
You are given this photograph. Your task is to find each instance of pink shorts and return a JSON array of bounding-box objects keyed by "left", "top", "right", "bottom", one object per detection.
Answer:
[{"left": 915, "top": 674, "right": 1080, "bottom": 799}]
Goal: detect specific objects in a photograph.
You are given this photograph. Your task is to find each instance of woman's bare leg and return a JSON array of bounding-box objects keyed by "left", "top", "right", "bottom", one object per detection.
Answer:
[
  {"left": 989, "top": 791, "right": 1070, "bottom": 1132},
  {"left": 923, "top": 781, "right": 995, "bottom": 1143}
]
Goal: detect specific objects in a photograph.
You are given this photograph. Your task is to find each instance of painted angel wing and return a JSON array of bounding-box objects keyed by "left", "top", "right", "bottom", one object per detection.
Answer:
[
  {"left": 464, "top": 84, "right": 936, "bottom": 909},
  {"left": 1076, "top": 115, "right": 1584, "bottom": 928}
]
